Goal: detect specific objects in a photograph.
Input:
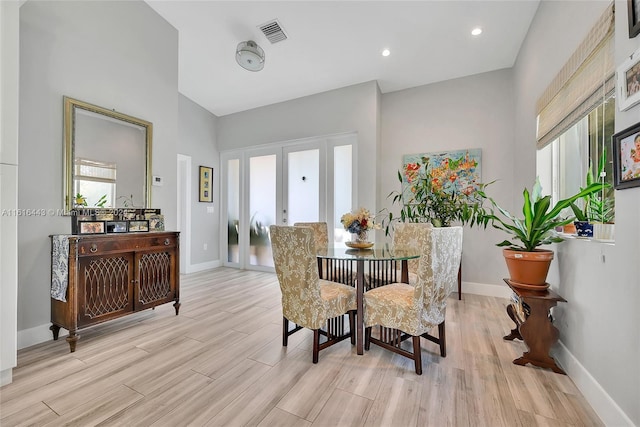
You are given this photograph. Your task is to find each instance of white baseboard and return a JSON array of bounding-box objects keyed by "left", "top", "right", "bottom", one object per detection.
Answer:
[
  {"left": 555, "top": 342, "right": 634, "bottom": 426},
  {"left": 461, "top": 280, "right": 512, "bottom": 299},
  {"left": 17, "top": 323, "right": 67, "bottom": 350},
  {"left": 184, "top": 259, "right": 221, "bottom": 274}
]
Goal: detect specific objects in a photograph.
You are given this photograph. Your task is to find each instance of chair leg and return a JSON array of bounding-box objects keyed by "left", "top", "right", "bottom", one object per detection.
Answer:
[
  {"left": 412, "top": 335, "right": 422, "bottom": 375},
  {"left": 438, "top": 320, "right": 446, "bottom": 357},
  {"left": 458, "top": 262, "right": 462, "bottom": 300},
  {"left": 364, "top": 327, "right": 371, "bottom": 351},
  {"left": 283, "top": 317, "right": 289, "bottom": 346},
  {"left": 313, "top": 329, "right": 320, "bottom": 363},
  {"left": 349, "top": 310, "right": 356, "bottom": 345}
]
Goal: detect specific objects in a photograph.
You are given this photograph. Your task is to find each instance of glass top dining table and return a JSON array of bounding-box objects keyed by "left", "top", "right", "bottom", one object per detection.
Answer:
[{"left": 316, "top": 245, "right": 421, "bottom": 355}]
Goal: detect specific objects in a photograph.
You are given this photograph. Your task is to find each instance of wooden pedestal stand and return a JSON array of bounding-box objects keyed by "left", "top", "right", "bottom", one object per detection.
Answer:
[{"left": 503, "top": 278, "right": 567, "bottom": 374}]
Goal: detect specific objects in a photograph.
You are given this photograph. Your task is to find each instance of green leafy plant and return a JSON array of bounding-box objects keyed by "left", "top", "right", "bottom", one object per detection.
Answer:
[
  {"left": 481, "top": 178, "right": 605, "bottom": 252},
  {"left": 94, "top": 194, "right": 108, "bottom": 208},
  {"left": 569, "top": 150, "right": 614, "bottom": 223},
  {"left": 74, "top": 193, "right": 87, "bottom": 207}
]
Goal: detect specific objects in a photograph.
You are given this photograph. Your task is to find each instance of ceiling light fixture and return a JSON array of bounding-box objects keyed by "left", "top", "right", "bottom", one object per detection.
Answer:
[
  {"left": 471, "top": 27, "right": 482, "bottom": 36},
  {"left": 382, "top": 49, "right": 391, "bottom": 57},
  {"left": 235, "top": 40, "right": 265, "bottom": 72}
]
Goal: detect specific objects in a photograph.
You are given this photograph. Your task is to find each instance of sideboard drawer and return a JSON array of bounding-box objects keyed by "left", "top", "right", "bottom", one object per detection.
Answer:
[{"left": 77, "top": 233, "right": 177, "bottom": 256}]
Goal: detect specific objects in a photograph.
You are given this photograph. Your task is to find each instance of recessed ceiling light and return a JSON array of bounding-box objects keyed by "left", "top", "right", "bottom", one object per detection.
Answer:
[
  {"left": 382, "top": 49, "right": 390, "bottom": 57},
  {"left": 471, "top": 27, "right": 482, "bottom": 36}
]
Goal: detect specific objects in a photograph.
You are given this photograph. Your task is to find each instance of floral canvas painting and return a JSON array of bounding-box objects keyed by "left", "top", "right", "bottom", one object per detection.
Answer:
[{"left": 401, "top": 149, "right": 482, "bottom": 202}]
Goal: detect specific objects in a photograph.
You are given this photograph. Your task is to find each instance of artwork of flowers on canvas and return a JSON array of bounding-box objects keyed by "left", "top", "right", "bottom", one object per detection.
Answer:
[{"left": 401, "top": 149, "right": 482, "bottom": 201}]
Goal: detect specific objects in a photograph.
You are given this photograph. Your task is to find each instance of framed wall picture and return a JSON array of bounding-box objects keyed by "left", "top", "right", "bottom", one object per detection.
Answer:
[
  {"left": 629, "top": 0, "right": 640, "bottom": 38},
  {"left": 616, "top": 46, "right": 640, "bottom": 111},
  {"left": 106, "top": 221, "right": 128, "bottom": 233},
  {"left": 128, "top": 220, "right": 149, "bottom": 232},
  {"left": 199, "top": 165, "right": 213, "bottom": 203},
  {"left": 78, "top": 221, "right": 105, "bottom": 234},
  {"left": 401, "top": 149, "right": 482, "bottom": 201},
  {"left": 612, "top": 121, "right": 640, "bottom": 190}
]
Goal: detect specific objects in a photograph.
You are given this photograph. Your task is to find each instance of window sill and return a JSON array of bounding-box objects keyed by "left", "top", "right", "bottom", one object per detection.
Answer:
[{"left": 557, "top": 232, "right": 615, "bottom": 245}]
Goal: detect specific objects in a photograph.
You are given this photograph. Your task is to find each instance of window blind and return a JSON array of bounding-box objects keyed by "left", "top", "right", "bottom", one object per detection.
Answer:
[{"left": 536, "top": 3, "right": 615, "bottom": 149}]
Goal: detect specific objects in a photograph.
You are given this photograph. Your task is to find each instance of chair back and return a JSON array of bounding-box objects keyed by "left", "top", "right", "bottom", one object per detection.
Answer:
[
  {"left": 270, "top": 225, "right": 324, "bottom": 328},
  {"left": 392, "top": 222, "right": 430, "bottom": 275},
  {"left": 293, "top": 222, "right": 328, "bottom": 251},
  {"left": 414, "top": 225, "right": 463, "bottom": 327}
]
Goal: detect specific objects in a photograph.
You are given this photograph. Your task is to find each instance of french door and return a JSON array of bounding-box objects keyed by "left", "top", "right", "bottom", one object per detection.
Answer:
[{"left": 221, "top": 134, "right": 355, "bottom": 271}]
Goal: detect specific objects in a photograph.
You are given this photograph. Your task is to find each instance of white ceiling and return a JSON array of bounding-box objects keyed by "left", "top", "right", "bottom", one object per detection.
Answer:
[{"left": 147, "top": 1, "right": 540, "bottom": 117}]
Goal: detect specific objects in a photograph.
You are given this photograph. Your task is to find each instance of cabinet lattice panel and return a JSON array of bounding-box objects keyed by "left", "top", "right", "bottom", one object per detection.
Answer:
[
  {"left": 84, "top": 257, "right": 130, "bottom": 318},
  {"left": 138, "top": 252, "right": 171, "bottom": 304}
]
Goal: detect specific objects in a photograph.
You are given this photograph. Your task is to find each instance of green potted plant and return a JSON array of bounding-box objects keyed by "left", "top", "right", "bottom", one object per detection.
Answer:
[
  {"left": 480, "top": 178, "right": 605, "bottom": 289},
  {"left": 569, "top": 150, "right": 614, "bottom": 238}
]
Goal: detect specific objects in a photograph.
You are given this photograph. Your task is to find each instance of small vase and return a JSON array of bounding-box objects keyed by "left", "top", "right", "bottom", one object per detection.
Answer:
[
  {"left": 574, "top": 221, "right": 593, "bottom": 237},
  {"left": 354, "top": 230, "right": 369, "bottom": 243}
]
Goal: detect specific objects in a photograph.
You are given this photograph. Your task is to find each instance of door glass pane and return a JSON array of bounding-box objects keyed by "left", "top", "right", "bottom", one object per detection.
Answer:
[
  {"left": 333, "top": 145, "right": 352, "bottom": 244},
  {"left": 227, "top": 159, "right": 240, "bottom": 264},
  {"left": 287, "top": 149, "right": 319, "bottom": 225},
  {"left": 249, "top": 155, "right": 276, "bottom": 267}
]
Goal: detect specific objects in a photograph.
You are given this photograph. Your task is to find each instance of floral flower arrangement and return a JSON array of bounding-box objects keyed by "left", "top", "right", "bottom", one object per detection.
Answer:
[{"left": 340, "top": 207, "right": 375, "bottom": 234}]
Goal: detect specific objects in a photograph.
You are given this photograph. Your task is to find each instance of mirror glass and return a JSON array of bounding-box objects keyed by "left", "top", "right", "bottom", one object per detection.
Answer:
[{"left": 64, "top": 97, "right": 152, "bottom": 211}]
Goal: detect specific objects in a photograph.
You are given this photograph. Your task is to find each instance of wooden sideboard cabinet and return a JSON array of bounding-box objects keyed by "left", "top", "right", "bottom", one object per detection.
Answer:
[{"left": 50, "top": 231, "right": 180, "bottom": 352}]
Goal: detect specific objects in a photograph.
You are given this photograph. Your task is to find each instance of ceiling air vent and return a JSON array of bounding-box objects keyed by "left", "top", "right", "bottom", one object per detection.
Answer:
[{"left": 259, "top": 19, "right": 288, "bottom": 44}]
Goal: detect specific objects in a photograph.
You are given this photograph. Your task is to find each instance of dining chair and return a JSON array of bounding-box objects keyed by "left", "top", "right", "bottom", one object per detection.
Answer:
[
  {"left": 362, "top": 221, "right": 423, "bottom": 289},
  {"left": 270, "top": 225, "right": 357, "bottom": 363},
  {"left": 363, "top": 223, "right": 463, "bottom": 374},
  {"left": 294, "top": 222, "right": 355, "bottom": 285},
  {"left": 374, "top": 222, "right": 463, "bottom": 299}
]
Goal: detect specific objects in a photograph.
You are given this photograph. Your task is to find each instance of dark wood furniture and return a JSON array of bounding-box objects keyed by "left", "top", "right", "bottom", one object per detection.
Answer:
[
  {"left": 50, "top": 232, "right": 180, "bottom": 352},
  {"left": 503, "top": 278, "right": 567, "bottom": 374}
]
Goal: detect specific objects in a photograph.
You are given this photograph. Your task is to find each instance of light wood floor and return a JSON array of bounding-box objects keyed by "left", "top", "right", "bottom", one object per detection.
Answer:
[{"left": 1, "top": 267, "right": 603, "bottom": 426}]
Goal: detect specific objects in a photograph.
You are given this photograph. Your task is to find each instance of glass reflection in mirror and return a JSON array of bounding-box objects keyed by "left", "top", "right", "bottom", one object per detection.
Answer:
[{"left": 64, "top": 97, "right": 152, "bottom": 211}]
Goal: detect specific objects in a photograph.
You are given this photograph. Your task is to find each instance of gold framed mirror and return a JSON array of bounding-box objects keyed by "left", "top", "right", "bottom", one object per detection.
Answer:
[{"left": 63, "top": 96, "right": 152, "bottom": 212}]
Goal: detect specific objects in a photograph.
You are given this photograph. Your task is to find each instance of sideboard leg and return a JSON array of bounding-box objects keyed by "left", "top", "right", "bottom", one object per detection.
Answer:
[
  {"left": 174, "top": 299, "right": 181, "bottom": 315},
  {"left": 50, "top": 324, "right": 60, "bottom": 340},
  {"left": 66, "top": 332, "right": 79, "bottom": 353}
]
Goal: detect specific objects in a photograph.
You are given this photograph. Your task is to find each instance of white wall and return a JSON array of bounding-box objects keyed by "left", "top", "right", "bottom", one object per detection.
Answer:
[
  {"left": 513, "top": 1, "right": 639, "bottom": 425},
  {"left": 178, "top": 94, "right": 220, "bottom": 271},
  {"left": 17, "top": 0, "right": 179, "bottom": 346},
  {"left": 0, "top": 0, "right": 20, "bottom": 386},
  {"left": 380, "top": 69, "right": 516, "bottom": 292},
  {"left": 217, "top": 81, "right": 380, "bottom": 213}
]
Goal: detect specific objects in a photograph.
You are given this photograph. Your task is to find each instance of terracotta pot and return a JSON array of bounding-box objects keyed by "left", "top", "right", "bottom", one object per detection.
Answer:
[{"left": 503, "top": 248, "right": 554, "bottom": 288}]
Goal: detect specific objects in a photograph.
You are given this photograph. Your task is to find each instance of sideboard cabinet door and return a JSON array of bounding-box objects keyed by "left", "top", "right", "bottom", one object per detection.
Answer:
[
  {"left": 134, "top": 249, "right": 177, "bottom": 311},
  {"left": 77, "top": 253, "right": 135, "bottom": 328}
]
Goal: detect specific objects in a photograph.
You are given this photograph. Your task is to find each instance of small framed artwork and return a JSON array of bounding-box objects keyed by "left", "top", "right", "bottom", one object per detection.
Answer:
[
  {"left": 128, "top": 220, "right": 149, "bottom": 232},
  {"left": 106, "top": 221, "right": 128, "bottom": 233},
  {"left": 612, "top": 121, "right": 640, "bottom": 190},
  {"left": 616, "top": 46, "right": 640, "bottom": 111},
  {"left": 71, "top": 214, "right": 93, "bottom": 234},
  {"left": 78, "top": 221, "right": 105, "bottom": 235},
  {"left": 148, "top": 214, "right": 165, "bottom": 231},
  {"left": 629, "top": 0, "right": 640, "bottom": 38},
  {"left": 199, "top": 165, "right": 213, "bottom": 203}
]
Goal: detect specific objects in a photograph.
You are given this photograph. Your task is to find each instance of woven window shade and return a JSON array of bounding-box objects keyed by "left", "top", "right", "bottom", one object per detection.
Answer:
[{"left": 536, "top": 3, "right": 614, "bottom": 149}]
